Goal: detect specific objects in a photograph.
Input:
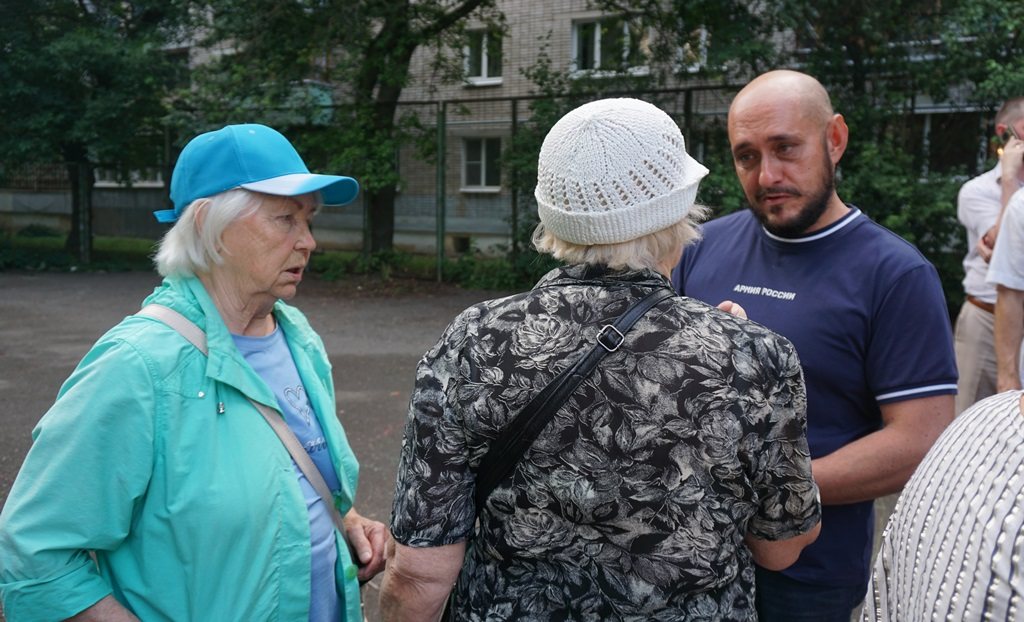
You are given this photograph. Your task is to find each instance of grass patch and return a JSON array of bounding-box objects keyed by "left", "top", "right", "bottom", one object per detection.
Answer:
[
  {"left": 1, "top": 231, "right": 550, "bottom": 291},
  {"left": 0, "top": 232, "right": 158, "bottom": 272},
  {"left": 311, "top": 248, "right": 552, "bottom": 290}
]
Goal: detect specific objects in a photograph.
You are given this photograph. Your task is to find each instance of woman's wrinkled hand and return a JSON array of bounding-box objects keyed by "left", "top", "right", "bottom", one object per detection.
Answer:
[{"left": 344, "top": 508, "right": 390, "bottom": 581}]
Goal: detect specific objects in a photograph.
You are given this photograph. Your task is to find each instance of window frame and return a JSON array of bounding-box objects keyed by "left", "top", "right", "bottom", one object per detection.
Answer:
[
  {"left": 464, "top": 29, "right": 503, "bottom": 87},
  {"left": 460, "top": 136, "right": 503, "bottom": 193},
  {"left": 571, "top": 15, "right": 651, "bottom": 78}
]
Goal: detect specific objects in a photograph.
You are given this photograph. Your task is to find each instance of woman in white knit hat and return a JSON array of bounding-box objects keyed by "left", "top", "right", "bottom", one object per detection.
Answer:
[{"left": 381, "top": 98, "right": 821, "bottom": 621}]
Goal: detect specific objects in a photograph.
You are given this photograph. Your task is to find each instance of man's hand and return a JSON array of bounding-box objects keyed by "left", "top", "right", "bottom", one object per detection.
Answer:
[
  {"left": 716, "top": 300, "right": 748, "bottom": 319},
  {"left": 1000, "top": 134, "right": 1024, "bottom": 185},
  {"left": 344, "top": 508, "right": 389, "bottom": 581}
]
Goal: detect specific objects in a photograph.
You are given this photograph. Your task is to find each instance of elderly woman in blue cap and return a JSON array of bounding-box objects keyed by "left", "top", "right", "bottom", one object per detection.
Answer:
[{"left": 0, "top": 124, "right": 387, "bottom": 621}]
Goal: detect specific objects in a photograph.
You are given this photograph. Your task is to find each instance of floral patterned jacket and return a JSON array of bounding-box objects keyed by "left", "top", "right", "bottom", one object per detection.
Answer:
[{"left": 391, "top": 264, "right": 820, "bottom": 621}]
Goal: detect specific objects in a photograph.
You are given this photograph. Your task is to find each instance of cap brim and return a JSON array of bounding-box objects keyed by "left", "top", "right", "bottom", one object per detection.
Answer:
[{"left": 241, "top": 173, "right": 359, "bottom": 206}]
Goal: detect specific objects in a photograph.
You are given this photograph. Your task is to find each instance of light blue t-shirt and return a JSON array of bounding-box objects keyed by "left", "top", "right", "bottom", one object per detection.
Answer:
[{"left": 234, "top": 326, "right": 341, "bottom": 622}]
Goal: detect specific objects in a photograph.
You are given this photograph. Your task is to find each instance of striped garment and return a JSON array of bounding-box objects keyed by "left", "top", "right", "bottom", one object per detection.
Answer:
[{"left": 862, "top": 390, "right": 1024, "bottom": 621}]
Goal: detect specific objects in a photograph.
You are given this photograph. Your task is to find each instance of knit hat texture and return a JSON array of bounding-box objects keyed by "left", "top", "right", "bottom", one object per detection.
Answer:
[{"left": 535, "top": 98, "right": 709, "bottom": 245}]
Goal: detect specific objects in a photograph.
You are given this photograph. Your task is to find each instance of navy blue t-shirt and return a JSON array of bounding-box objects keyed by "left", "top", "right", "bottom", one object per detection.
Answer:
[{"left": 674, "top": 206, "right": 957, "bottom": 587}]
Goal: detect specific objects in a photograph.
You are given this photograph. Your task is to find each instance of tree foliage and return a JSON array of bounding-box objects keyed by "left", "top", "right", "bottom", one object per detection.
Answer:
[
  {"left": 0, "top": 0, "right": 188, "bottom": 260},
  {"left": 934, "top": 0, "right": 1024, "bottom": 106},
  {"left": 180, "top": 0, "right": 503, "bottom": 254}
]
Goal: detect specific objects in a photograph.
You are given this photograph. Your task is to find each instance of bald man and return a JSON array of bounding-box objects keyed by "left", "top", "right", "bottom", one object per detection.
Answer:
[{"left": 672, "top": 70, "right": 957, "bottom": 621}]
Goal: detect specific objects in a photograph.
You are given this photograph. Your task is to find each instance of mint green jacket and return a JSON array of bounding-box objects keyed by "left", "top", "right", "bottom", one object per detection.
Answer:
[{"left": 0, "top": 276, "right": 364, "bottom": 621}]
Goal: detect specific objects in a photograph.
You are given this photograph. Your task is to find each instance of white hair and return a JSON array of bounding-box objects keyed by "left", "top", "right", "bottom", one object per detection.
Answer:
[
  {"left": 532, "top": 205, "right": 710, "bottom": 271},
  {"left": 154, "top": 189, "right": 265, "bottom": 277}
]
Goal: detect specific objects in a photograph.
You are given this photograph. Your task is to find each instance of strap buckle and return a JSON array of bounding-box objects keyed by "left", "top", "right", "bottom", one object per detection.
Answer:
[{"left": 597, "top": 324, "right": 624, "bottom": 352}]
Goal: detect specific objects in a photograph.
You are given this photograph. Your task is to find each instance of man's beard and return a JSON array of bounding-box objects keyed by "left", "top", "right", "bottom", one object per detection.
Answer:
[{"left": 753, "top": 153, "right": 835, "bottom": 238}]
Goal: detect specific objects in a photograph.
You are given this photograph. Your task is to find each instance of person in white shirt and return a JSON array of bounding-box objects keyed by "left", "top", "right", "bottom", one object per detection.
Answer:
[
  {"left": 861, "top": 390, "right": 1024, "bottom": 621},
  {"left": 954, "top": 97, "right": 1024, "bottom": 413},
  {"left": 988, "top": 180, "right": 1024, "bottom": 391}
]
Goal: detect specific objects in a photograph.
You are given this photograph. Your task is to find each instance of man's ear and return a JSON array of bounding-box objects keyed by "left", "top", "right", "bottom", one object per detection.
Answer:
[{"left": 826, "top": 113, "right": 849, "bottom": 165}]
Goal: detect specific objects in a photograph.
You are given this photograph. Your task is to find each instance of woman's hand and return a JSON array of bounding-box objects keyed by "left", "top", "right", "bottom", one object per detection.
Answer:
[{"left": 344, "top": 508, "right": 389, "bottom": 581}]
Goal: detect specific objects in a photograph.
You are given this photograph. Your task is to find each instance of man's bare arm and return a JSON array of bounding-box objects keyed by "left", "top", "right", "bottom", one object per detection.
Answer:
[
  {"left": 995, "top": 285, "right": 1024, "bottom": 392},
  {"left": 810, "top": 394, "right": 953, "bottom": 505}
]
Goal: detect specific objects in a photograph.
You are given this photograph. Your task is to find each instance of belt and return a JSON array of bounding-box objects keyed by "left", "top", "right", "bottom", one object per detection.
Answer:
[{"left": 967, "top": 295, "right": 995, "bottom": 314}]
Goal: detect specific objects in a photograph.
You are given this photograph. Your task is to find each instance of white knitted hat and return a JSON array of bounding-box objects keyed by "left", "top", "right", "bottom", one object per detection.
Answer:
[{"left": 535, "top": 98, "right": 709, "bottom": 245}]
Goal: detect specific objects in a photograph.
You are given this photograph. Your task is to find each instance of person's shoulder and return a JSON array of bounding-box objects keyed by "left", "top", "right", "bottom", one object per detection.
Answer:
[
  {"left": 958, "top": 166, "right": 999, "bottom": 206},
  {"left": 81, "top": 312, "right": 191, "bottom": 386},
  {"left": 688, "top": 209, "right": 757, "bottom": 253},
  {"left": 923, "top": 391, "right": 1023, "bottom": 471},
  {"left": 673, "top": 296, "right": 800, "bottom": 362},
  {"left": 958, "top": 165, "right": 999, "bottom": 199},
  {"left": 431, "top": 289, "right": 532, "bottom": 346},
  {"left": 700, "top": 209, "right": 754, "bottom": 234},
  {"left": 849, "top": 211, "right": 934, "bottom": 269},
  {"left": 104, "top": 282, "right": 215, "bottom": 374}
]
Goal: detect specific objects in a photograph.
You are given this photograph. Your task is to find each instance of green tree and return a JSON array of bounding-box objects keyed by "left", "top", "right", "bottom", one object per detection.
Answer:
[
  {"left": 0, "top": 0, "right": 187, "bottom": 262},
  {"left": 934, "top": 0, "right": 1024, "bottom": 106},
  {"left": 182, "top": 0, "right": 502, "bottom": 254}
]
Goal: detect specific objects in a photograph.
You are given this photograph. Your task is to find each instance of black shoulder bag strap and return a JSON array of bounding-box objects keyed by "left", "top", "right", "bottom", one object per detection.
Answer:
[{"left": 473, "top": 286, "right": 675, "bottom": 511}]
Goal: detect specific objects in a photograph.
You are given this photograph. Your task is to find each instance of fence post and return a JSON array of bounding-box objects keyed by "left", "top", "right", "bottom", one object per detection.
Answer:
[
  {"left": 684, "top": 88, "right": 693, "bottom": 142},
  {"left": 510, "top": 98, "right": 519, "bottom": 260},
  {"left": 436, "top": 101, "right": 447, "bottom": 282},
  {"left": 77, "top": 163, "right": 92, "bottom": 264}
]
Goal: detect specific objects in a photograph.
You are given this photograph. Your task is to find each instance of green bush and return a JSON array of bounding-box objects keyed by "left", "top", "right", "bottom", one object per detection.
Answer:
[
  {"left": 16, "top": 224, "right": 62, "bottom": 238},
  {"left": 309, "top": 249, "right": 436, "bottom": 281},
  {"left": 0, "top": 234, "right": 155, "bottom": 272}
]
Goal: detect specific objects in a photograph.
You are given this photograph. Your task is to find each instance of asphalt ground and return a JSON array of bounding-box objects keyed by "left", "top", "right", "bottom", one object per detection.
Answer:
[
  {"left": 0, "top": 270, "right": 894, "bottom": 621},
  {"left": 0, "top": 269, "right": 510, "bottom": 621}
]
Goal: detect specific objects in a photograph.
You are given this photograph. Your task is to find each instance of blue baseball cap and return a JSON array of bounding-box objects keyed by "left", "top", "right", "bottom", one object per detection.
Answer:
[{"left": 154, "top": 123, "right": 359, "bottom": 223}]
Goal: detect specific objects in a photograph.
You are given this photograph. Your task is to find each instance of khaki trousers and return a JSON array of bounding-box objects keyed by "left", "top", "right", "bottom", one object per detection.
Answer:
[{"left": 954, "top": 300, "right": 997, "bottom": 415}]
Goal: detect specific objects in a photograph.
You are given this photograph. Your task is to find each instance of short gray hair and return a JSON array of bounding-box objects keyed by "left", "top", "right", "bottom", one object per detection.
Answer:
[
  {"left": 532, "top": 204, "right": 710, "bottom": 271},
  {"left": 154, "top": 189, "right": 264, "bottom": 277}
]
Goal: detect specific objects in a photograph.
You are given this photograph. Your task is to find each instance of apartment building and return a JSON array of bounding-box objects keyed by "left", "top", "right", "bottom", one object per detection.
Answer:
[{"left": 392, "top": 0, "right": 734, "bottom": 255}]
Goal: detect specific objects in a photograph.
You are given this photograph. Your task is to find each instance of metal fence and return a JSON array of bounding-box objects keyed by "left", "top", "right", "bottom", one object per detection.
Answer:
[{"left": 0, "top": 84, "right": 741, "bottom": 265}]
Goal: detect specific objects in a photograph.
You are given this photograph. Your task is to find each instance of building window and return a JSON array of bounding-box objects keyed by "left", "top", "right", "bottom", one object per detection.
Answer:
[
  {"left": 573, "top": 16, "right": 650, "bottom": 74},
  {"left": 465, "top": 30, "right": 502, "bottom": 86},
  {"left": 462, "top": 137, "right": 501, "bottom": 191}
]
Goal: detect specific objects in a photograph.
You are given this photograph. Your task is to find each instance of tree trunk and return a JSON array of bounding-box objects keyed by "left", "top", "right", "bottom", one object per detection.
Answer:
[
  {"left": 366, "top": 184, "right": 396, "bottom": 254},
  {"left": 363, "top": 94, "right": 402, "bottom": 254},
  {"left": 63, "top": 159, "right": 94, "bottom": 263}
]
